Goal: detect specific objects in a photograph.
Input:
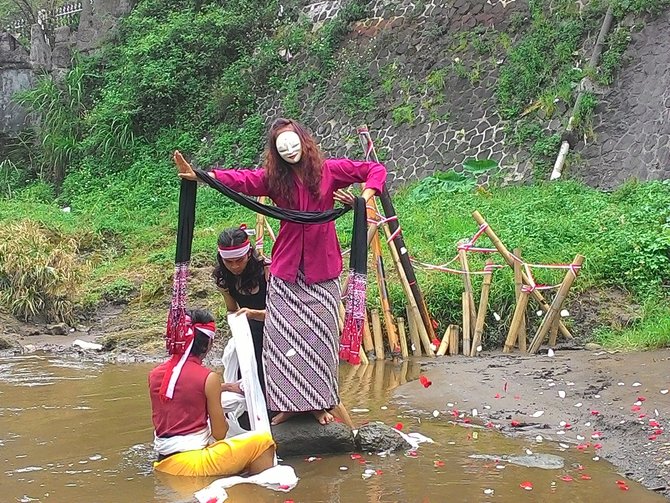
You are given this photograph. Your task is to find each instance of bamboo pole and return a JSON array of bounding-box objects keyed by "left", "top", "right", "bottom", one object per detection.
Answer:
[
  {"left": 382, "top": 222, "right": 434, "bottom": 356},
  {"left": 436, "top": 326, "right": 450, "bottom": 356},
  {"left": 548, "top": 318, "right": 560, "bottom": 348},
  {"left": 406, "top": 306, "right": 423, "bottom": 356},
  {"left": 264, "top": 220, "right": 276, "bottom": 243},
  {"left": 528, "top": 254, "right": 585, "bottom": 354},
  {"left": 459, "top": 248, "right": 478, "bottom": 331},
  {"left": 396, "top": 317, "right": 409, "bottom": 358},
  {"left": 357, "top": 125, "right": 437, "bottom": 343},
  {"left": 399, "top": 359, "right": 409, "bottom": 384},
  {"left": 366, "top": 199, "right": 400, "bottom": 356},
  {"left": 362, "top": 311, "right": 374, "bottom": 355},
  {"left": 470, "top": 260, "right": 493, "bottom": 356},
  {"left": 255, "top": 197, "right": 266, "bottom": 256},
  {"left": 370, "top": 309, "right": 385, "bottom": 360},
  {"left": 462, "top": 292, "right": 471, "bottom": 356},
  {"left": 503, "top": 289, "right": 530, "bottom": 353},
  {"left": 471, "top": 211, "right": 573, "bottom": 340},
  {"left": 448, "top": 325, "right": 459, "bottom": 356},
  {"left": 513, "top": 248, "right": 527, "bottom": 352}
]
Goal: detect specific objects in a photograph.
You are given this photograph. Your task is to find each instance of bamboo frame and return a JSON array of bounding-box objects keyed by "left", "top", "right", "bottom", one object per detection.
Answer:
[
  {"left": 448, "top": 325, "right": 459, "bottom": 356},
  {"left": 382, "top": 223, "right": 434, "bottom": 356},
  {"left": 459, "top": 248, "right": 478, "bottom": 332},
  {"left": 357, "top": 125, "right": 437, "bottom": 343},
  {"left": 471, "top": 211, "right": 573, "bottom": 340},
  {"left": 503, "top": 289, "right": 530, "bottom": 353},
  {"left": 362, "top": 311, "right": 374, "bottom": 355},
  {"left": 528, "top": 254, "right": 585, "bottom": 354},
  {"left": 513, "top": 248, "right": 527, "bottom": 352},
  {"left": 436, "top": 325, "right": 450, "bottom": 356},
  {"left": 370, "top": 309, "right": 385, "bottom": 360},
  {"left": 365, "top": 198, "right": 400, "bottom": 355},
  {"left": 462, "top": 292, "right": 471, "bottom": 356},
  {"left": 406, "top": 305, "right": 423, "bottom": 356},
  {"left": 548, "top": 318, "right": 560, "bottom": 348},
  {"left": 470, "top": 260, "right": 493, "bottom": 356},
  {"left": 396, "top": 317, "right": 409, "bottom": 358}
]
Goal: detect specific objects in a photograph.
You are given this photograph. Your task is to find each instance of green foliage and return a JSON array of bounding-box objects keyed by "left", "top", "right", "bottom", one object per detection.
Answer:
[
  {"left": 391, "top": 104, "right": 416, "bottom": 125},
  {"left": 496, "top": 1, "right": 593, "bottom": 119},
  {"left": 102, "top": 278, "right": 136, "bottom": 304},
  {"left": 572, "top": 91, "right": 598, "bottom": 136},
  {"left": 338, "top": 60, "right": 375, "bottom": 116},
  {"left": 16, "top": 65, "right": 88, "bottom": 186},
  {"left": 411, "top": 159, "right": 499, "bottom": 202},
  {"left": 597, "top": 27, "right": 632, "bottom": 85},
  {"left": 611, "top": 0, "right": 670, "bottom": 16},
  {"left": 0, "top": 220, "right": 86, "bottom": 322}
]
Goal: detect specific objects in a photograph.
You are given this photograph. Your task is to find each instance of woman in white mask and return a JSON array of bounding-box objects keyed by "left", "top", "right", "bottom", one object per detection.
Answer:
[{"left": 175, "top": 118, "right": 387, "bottom": 427}]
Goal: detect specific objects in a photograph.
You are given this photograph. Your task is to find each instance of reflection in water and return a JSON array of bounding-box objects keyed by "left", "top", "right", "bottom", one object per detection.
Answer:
[{"left": 0, "top": 356, "right": 665, "bottom": 502}]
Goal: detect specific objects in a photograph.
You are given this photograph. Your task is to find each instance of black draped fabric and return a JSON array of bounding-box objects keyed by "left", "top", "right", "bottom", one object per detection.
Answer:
[
  {"left": 339, "top": 197, "right": 367, "bottom": 364},
  {"left": 194, "top": 168, "right": 349, "bottom": 223}
]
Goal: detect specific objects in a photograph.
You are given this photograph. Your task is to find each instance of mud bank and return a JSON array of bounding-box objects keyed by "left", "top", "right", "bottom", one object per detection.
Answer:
[{"left": 394, "top": 349, "right": 670, "bottom": 498}]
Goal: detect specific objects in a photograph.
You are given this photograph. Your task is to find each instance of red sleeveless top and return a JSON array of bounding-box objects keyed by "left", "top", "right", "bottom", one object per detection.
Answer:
[{"left": 148, "top": 356, "right": 212, "bottom": 437}]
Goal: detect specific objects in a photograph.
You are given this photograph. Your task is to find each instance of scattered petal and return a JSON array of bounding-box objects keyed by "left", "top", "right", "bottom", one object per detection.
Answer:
[
  {"left": 574, "top": 402, "right": 583, "bottom": 408},
  {"left": 531, "top": 411, "right": 544, "bottom": 418},
  {"left": 580, "top": 474, "right": 592, "bottom": 480},
  {"left": 560, "top": 475, "right": 573, "bottom": 482},
  {"left": 484, "top": 488, "right": 494, "bottom": 495},
  {"left": 493, "top": 312, "right": 501, "bottom": 321},
  {"left": 558, "top": 391, "right": 566, "bottom": 399},
  {"left": 548, "top": 349, "right": 555, "bottom": 357},
  {"left": 520, "top": 481, "right": 533, "bottom": 491},
  {"left": 632, "top": 382, "right": 642, "bottom": 387},
  {"left": 433, "top": 410, "right": 440, "bottom": 418},
  {"left": 339, "top": 466, "right": 348, "bottom": 471},
  {"left": 560, "top": 309, "right": 570, "bottom": 317},
  {"left": 394, "top": 423, "right": 403, "bottom": 431},
  {"left": 661, "top": 389, "right": 669, "bottom": 395},
  {"left": 535, "top": 435, "right": 543, "bottom": 443},
  {"left": 433, "top": 460, "right": 445, "bottom": 467},
  {"left": 591, "top": 410, "right": 600, "bottom": 416}
]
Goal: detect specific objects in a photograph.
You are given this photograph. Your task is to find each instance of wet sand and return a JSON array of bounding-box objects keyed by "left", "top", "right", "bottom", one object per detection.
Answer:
[{"left": 394, "top": 348, "right": 670, "bottom": 498}]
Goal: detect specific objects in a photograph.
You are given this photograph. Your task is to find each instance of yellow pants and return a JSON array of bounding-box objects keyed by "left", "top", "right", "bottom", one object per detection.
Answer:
[{"left": 153, "top": 431, "right": 275, "bottom": 477}]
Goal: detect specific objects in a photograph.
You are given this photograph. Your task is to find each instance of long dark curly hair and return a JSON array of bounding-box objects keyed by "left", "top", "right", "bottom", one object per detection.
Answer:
[
  {"left": 212, "top": 227, "right": 265, "bottom": 294},
  {"left": 264, "top": 118, "right": 324, "bottom": 206}
]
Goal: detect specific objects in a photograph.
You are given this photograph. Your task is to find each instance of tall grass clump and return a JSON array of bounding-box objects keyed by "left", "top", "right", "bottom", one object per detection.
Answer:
[{"left": 0, "top": 220, "right": 88, "bottom": 322}]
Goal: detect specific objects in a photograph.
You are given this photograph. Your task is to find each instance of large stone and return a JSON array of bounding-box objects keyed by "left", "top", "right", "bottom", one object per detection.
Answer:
[
  {"left": 354, "top": 422, "right": 411, "bottom": 453},
  {"left": 271, "top": 415, "right": 355, "bottom": 458}
]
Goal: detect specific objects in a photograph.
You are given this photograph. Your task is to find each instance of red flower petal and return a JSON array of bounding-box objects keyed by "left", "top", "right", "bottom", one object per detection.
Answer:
[
  {"left": 581, "top": 474, "right": 592, "bottom": 480},
  {"left": 637, "top": 396, "right": 646, "bottom": 401},
  {"left": 511, "top": 420, "right": 520, "bottom": 427},
  {"left": 591, "top": 410, "right": 600, "bottom": 416},
  {"left": 434, "top": 460, "right": 445, "bottom": 467},
  {"left": 494, "top": 393, "right": 501, "bottom": 399},
  {"left": 631, "top": 405, "right": 641, "bottom": 412},
  {"left": 519, "top": 481, "right": 533, "bottom": 491},
  {"left": 394, "top": 422, "right": 403, "bottom": 430},
  {"left": 560, "top": 475, "right": 573, "bottom": 482},
  {"left": 649, "top": 435, "right": 657, "bottom": 440},
  {"left": 594, "top": 443, "right": 603, "bottom": 449}
]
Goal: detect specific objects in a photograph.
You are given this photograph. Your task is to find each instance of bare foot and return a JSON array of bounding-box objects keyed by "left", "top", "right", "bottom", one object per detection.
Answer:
[
  {"left": 270, "top": 411, "right": 297, "bottom": 426},
  {"left": 311, "top": 409, "right": 334, "bottom": 425}
]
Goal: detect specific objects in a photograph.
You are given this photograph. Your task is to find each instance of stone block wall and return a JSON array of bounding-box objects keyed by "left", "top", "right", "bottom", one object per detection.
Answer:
[
  {"left": 574, "top": 9, "right": 670, "bottom": 188},
  {"left": 0, "top": 33, "right": 34, "bottom": 133},
  {"left": 263, "top": 0, "right": 670, "bottom": 189}
]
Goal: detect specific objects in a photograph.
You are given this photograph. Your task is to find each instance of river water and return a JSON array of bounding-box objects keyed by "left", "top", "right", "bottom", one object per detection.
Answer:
[{"left": 1, "top": 354, "right": 665, "bottom": 502}]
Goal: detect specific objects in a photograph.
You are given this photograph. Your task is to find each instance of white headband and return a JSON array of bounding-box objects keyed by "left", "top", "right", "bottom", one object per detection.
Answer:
[{"left": 218, "top": 241, "right": 251, "bottom": 259}]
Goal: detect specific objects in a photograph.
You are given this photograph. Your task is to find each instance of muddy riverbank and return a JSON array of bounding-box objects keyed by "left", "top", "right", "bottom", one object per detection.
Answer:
[
  {"left": 395, "top": 348, "right": 670, "bottom": 499},
  {"left": 3, "top": 310, "right": 670, "bottom": 499}
]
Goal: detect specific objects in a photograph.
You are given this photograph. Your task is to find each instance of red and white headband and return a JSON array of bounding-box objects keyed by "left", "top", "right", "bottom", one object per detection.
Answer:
[{"left": 218, "top": 224, "right": 253, "bottom": 259}]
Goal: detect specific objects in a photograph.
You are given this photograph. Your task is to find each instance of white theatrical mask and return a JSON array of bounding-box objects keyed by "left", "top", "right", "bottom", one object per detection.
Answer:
[{"left": 275, "top": 131, "right": 302, "bottom": 164}]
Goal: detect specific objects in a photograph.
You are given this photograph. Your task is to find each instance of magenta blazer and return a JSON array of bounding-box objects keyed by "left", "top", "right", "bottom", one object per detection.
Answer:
[{"left": 212, "top": 158, "right": 387, "bottom": 284}]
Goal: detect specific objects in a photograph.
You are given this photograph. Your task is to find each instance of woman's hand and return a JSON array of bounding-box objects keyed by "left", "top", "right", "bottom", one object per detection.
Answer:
[
  {"left": 221, "top": 382, "right": 244, "bottom": 395},
  {"left": 174, "top": 150, "right": 197, "bottom": 181},
  {"left": 235, "top": 308, "right": 265, "bottom": 321},
  {"left": 333, "top": 189, "right": 356, "bottom": 206}
]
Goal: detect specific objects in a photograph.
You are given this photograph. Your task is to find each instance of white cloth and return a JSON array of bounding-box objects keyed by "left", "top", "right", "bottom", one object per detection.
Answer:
[
  {"left": 221, "top": 313, "right": 271, "bottom": 435},
  {"left": 153, "top": 426, "right": 212, "bottom": 456},
  {"left": 194, "top": 465, "right": 299, "bottom": 503}
]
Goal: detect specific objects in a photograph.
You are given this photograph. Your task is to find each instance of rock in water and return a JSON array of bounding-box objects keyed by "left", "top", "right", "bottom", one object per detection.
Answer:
[
  {"left": 355, "top": 423, "right": 411, "bottom": 453},
  {"left": 271, "top": 415, "right": 355, "bottom": 457}
]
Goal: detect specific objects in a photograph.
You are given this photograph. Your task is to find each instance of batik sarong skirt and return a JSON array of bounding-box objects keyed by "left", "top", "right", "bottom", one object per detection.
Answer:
[{"left": 263, "top": 271, "right": 340, "bottom": 412}]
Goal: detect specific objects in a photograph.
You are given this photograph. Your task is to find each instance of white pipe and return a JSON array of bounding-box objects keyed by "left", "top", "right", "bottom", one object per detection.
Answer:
[{"left": 550, "top": 141, "right": 570, "bottom": 180}]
